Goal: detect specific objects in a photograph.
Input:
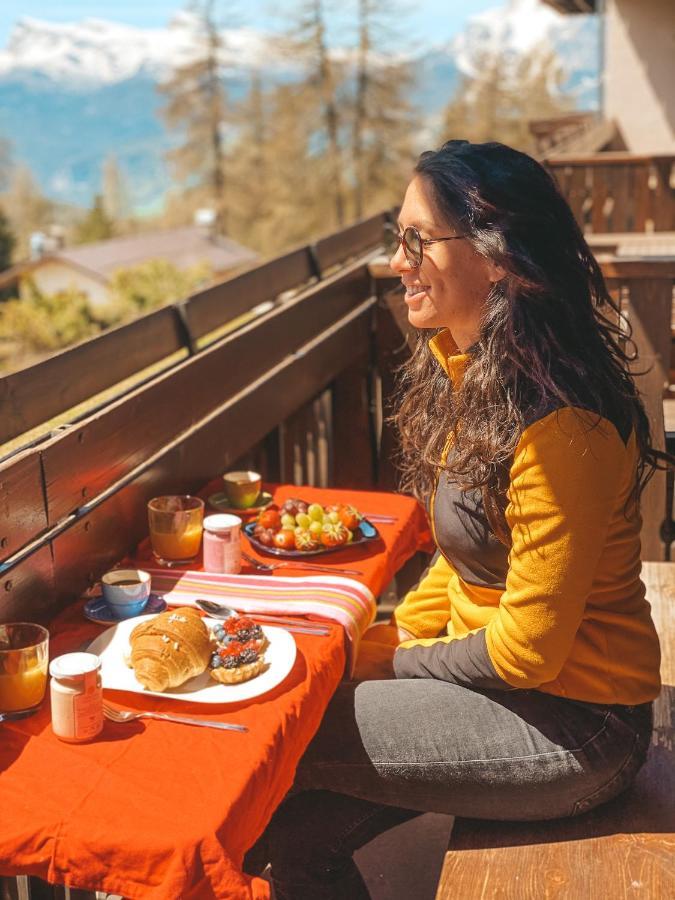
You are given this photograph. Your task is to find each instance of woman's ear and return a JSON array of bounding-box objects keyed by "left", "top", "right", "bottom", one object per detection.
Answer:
[{"left": 485, "top": 260, "right": 507, "bottom": 283}]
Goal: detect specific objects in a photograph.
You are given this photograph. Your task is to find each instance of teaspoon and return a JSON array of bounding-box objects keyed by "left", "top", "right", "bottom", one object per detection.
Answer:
[{"left": 194, "top": 599, "right": 330, "bottom": 636}]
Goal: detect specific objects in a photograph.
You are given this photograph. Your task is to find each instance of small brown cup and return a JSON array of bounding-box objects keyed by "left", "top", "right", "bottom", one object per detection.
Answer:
[{"left": 222, "top": 471, "right": 262, "bottom": 509}]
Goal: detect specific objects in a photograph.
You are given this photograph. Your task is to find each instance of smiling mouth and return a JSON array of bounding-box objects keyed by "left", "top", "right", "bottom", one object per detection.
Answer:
[{"left": 404, "top": 284, "right": 430, "bottom": 299}]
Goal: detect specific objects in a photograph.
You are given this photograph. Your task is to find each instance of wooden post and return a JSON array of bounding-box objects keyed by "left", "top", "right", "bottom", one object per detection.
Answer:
[
  {"left": 603, "top": 259, "right": 675, "bottom": 561},
  {"left": 373, "top": 280, "right": 415, "bottom": 491},
  {"left": 331, "top": 350, "right": 375, "bottom": 489}
]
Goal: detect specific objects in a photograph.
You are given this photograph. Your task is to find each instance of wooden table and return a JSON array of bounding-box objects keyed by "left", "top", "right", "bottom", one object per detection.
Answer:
[{"left": 0, "top": 485, "right": 431, "bottom": 900}]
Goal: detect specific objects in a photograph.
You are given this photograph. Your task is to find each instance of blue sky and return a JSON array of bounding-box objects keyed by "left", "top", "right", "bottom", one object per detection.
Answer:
[{"left": 0, "top": 1, "right": 501, "bottom": 47}]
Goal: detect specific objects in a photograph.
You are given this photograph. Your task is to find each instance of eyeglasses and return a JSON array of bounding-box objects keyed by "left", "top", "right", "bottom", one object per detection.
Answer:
[{"left": 383, "top": 223, "right": 469, "bottom": 268}]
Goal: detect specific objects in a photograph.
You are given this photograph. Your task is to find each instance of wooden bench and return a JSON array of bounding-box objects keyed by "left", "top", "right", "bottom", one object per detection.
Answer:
[{"left": 435, "top": 561, "right": 675, "bottom": 899}]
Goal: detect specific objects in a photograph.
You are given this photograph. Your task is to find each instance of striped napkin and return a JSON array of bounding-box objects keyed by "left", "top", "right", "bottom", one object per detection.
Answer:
[{"left": 143, "top": 568, "right": 376, "bottom": 677}]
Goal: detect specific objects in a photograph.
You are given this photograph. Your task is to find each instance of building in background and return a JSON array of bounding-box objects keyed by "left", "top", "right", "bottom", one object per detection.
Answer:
[
  {"left": 542, "top": 0, "right": 674, "bottom": 153},
  {"left": 0, "top": 220, "right": 257, "bottom": 307}
]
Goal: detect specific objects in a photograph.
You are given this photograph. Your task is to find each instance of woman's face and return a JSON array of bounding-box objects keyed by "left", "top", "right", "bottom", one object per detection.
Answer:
[{"left": 390, "top": 175, "right": 503, "bottom": 350}]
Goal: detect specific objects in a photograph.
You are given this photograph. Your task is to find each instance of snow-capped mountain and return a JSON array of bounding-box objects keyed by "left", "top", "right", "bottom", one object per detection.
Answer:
[
  {"left": 0, "top": 0, "right": 598, "bottom": 212},
  {"left": 453, "top": 0, "right": 594, "bottom": 74},
  {"left": 0, "top": 13, "right": 288, "bottom": 87}
]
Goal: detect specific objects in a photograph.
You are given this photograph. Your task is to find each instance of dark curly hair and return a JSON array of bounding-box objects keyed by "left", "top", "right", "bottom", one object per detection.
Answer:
[{"left": 394, "top": 140, "right": 658, "bottom": 542}]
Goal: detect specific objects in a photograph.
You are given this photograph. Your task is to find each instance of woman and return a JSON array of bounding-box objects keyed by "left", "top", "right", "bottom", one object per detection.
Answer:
[{"left": 246, "top": 141, "right": 661, "bottom": 899}]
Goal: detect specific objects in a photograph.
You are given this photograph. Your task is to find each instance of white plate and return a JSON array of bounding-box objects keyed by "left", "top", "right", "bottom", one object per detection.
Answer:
[{"left": 86, "top": 614, "right": 296, "bottom": 703}]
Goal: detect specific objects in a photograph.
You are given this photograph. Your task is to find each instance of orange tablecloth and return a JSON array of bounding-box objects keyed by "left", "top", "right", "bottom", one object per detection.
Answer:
[{"left": 0, "top": 486, "right": 431, "bottom": 899}]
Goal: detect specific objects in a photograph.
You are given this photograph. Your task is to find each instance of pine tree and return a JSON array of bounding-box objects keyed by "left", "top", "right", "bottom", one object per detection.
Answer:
[
  {"left": 0, "top": 206, "right": 15, "bottom": 271},
  {"left": 286, "top": 0, "right": 346, "bottom": 228},
  {"left": 0, "top": 138, "right": 11, "bottom": 192},
  {"left": 2, "top": 165, "right": 53, "bottom": 258},
  {"left": 227, "top": 73, "right": 273, "bottom": 252},
  {"left": 227, "top": 78, "right": 327, "bottom": 256},
  {"left": 158, "top": 1, "right": 229, "bottom": 233},
  {"left": 74, "top": 194, "right": 115, "bottom": 244},
  {"left": 102, "top": 155, "right": 131, "bottom": 223},
  {"left": 441, "top": 44, "right": 573, "bottom": 154},
  {"left": 351, "top": 0, "right": 417, "bottom": 219}
]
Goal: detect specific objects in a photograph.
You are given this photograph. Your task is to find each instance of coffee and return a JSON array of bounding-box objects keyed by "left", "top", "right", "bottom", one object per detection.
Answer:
[{"left": 113, "top": 579, "right": 142, "bottom": 586}]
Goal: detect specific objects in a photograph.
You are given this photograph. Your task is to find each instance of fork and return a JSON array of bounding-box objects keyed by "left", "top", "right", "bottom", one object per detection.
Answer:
[
  {"left": 242, "top": 551, "right": 362, "bottom": 577},
  {"left": 102, "top": 702, "right": 248, "bottom": 732}
]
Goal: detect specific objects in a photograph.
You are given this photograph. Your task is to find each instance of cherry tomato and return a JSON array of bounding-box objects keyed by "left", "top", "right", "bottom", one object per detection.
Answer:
[
  {"left": 273, "top": 529, "right": 296, "bottom": 551},
  {"left": 295, "top": 529, "right": 321, "bottom": 552},
  {"left": 320, "top": 521, "right": 350, "bottom": 547},
  {"left": 259, "top": 509, "right": 282, "bottom": 530},
  {"left": 338, "top": 504, "right": 361, "bottom": 531}
]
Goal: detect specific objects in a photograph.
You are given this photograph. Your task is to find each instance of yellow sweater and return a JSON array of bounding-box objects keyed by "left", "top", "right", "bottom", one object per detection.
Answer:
[{"left": 393, "top": 331, "right": 661, "bottom": 705}]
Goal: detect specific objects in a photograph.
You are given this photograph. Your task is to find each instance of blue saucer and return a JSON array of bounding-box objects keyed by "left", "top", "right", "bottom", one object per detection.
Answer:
[{"left": 83, "top": 593, "right": 167, "bottom": 625}]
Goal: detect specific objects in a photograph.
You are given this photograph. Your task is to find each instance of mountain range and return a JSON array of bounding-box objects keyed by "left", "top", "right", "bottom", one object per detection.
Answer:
[{"left": 0, "top": 0, "right": 599, "bottom": 214}]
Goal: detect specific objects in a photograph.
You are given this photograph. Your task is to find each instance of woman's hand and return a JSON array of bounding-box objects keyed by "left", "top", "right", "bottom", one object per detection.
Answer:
[{"left": 352, "top": 623, "right": 418, "bottom": 682}]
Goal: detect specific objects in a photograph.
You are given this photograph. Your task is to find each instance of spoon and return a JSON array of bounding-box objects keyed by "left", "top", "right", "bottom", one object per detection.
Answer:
[
  {"left": 194, "top": 599, "right": 330, "bottom": 636},
  {"left": 195, "top": 598, "right": 237, "bottom": 618}
]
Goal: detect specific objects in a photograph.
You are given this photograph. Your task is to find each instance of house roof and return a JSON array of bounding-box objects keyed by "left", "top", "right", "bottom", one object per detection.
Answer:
[
  {"left": 55, "top": 226, "right": 258, "bottom": 279},
  {"left": 541, "top": 0, "right": 596, "bottom": 12}
]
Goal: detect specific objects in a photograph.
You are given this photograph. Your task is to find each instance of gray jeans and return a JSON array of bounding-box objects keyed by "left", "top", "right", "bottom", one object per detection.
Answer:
[{"left": 245, "top": 679, "right": 652, "bottom": 899}]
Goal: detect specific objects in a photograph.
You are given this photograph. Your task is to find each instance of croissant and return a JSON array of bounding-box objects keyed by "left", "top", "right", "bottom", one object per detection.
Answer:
[{"left": 129, "top": 607, "right": 212, "bottom": 692}]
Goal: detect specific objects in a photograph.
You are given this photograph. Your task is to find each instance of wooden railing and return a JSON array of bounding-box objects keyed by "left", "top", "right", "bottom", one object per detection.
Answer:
[
  {"left": 546, "top": 153, "right": 674, "bottom": 233},
  {"left": 0, "top": 213, "right": 391, "bottom": 449},
  {"left": 0, "top": 213, "right": 406, "bottom": 624}
]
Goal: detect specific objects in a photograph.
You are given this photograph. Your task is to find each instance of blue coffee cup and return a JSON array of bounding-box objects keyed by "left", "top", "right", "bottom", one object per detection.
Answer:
[{"left": 100, "top": 569, "right": 151, "bottom": 619}]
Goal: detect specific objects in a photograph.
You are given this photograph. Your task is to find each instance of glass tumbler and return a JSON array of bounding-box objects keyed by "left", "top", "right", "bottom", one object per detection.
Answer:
[
  {"left": 147, "top": 495, "right": 205, "bottom": 567},
  {"left": 0, "top": 623, "right": 50, "bottom": 721}
]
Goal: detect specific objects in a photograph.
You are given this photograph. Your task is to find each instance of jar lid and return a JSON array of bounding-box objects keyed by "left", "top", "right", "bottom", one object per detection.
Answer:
[
  {"left": 50, "top": 652, "right": 101, "bottom": 679},
  {"left": 204, "top": 513, "right": 242, "bottom": 532}
]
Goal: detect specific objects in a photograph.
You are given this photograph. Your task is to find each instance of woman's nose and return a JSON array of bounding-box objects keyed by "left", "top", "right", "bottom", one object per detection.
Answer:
[{"left": 389, "top": 243, "right": 410, "bottom": 274}]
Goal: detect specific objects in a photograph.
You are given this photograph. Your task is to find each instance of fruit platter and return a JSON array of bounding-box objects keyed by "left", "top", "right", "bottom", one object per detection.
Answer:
[{"left": 244, "top": 498, "right": 380, "bottom": 558}]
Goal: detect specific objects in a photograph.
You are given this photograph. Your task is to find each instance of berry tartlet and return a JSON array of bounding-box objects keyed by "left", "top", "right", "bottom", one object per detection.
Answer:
[{"left": 208, "top": 616, "right": 269, "bottom": 684}]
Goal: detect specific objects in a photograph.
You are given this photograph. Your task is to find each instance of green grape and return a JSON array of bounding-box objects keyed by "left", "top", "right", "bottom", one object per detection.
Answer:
[
  {"left": 281, "top": 513, "right": 296, "bottom": 529},
  {"left": 296, "top": 513, "right": 311, "bottom": 529},
  {"left": 309, "top": 520, "right": 323, "bottom": 537},
  {"left": 308, "top": 503, "right": 324, "bottom": 521}
]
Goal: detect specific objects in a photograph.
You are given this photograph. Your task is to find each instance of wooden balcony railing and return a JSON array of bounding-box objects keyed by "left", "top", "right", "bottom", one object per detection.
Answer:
[
  {"left": 0, "top": 212, "right": 416, "bottom": 624},
  {"left": 546, "top": 152, "right": 675, "bottom": 233},
  {"left": 0, "top": 212, "right": 673, "bottom": 630}
]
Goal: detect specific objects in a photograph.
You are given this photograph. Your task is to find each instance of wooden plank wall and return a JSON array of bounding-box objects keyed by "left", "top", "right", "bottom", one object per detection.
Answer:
[
  {"left": 0, "top": 212, "right": 388, "bottom": 447},
  {"left": 547, "top": 153, "right": 674, "bottom": 233}
]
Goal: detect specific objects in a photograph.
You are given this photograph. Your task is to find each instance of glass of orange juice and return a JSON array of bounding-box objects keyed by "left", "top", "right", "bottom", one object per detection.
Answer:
[
  {"left": 0, "top": 623, "right": 49, "bottom": 721},
  {"left": 148, "top": 495, "right": 204, "bottom": 567}
]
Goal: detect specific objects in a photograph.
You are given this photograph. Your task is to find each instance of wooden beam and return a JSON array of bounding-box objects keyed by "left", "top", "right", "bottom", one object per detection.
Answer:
[
  {"left": 0, "top": 306, "right": 186, "bottom": 447},
  {"left": 0, "top": 546, "right": 54, "bottom": 624},
  {"left": 185, "top": 246, "right": 315, "bottom": 340},
  {"left": 547, "top": 153, "right": 673, "bottom": 166},
  {"left": 315, "top": 213, "right": 386, "bottom": 273},
  {"left": 0, "top": 451, "right": 47, "bottom": 562}
]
